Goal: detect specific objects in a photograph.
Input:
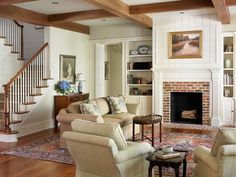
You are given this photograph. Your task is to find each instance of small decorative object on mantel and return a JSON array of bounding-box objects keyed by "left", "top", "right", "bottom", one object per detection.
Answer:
[
  {"left": 54, "top": 80, "right": 71, "bottom": 95},
  {"left": 129, "top": 50, "right": 138, "bottom": 55}
]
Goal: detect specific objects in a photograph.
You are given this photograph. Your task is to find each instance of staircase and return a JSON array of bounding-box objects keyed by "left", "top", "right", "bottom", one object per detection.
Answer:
[{"left": 0, "top": 18, "right": 52, "bottom": 138}]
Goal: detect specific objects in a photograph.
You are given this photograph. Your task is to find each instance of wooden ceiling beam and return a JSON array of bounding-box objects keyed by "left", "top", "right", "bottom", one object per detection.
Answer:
[
  {"left": 0, "top": 5, "right": 90, "bottom": 34},
  {"left": 129, "top": 0, "right": 214, "bottom": 14},
  {"left": 0, "top": 0, "right": 36, "bottom": 6},
  {"left": 225, "top": 0, "right": 236, "bottom": 6},
  {"left": 48, "top": 9, "right": 115, "bottom": 22},
  {"left": 84, "top": 0, "right": 152, "bottom": 28},
  {"left": 211, "top": 0, "right": 230, "bottom": 24}
]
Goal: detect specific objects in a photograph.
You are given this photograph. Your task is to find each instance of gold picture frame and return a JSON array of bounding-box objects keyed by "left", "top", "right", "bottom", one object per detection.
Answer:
[
  {"left": 59, "top": 55, "right": 76, "bottom": 84},
  {"left": 168, "top": 30, "right": 202, "bottom": 59}
]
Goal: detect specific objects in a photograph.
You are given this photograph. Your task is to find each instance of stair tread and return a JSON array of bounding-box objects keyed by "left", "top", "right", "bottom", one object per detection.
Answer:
[
  {"left": 0, "top": 130, "right": 19, "bottom": 135},
  {"left": 36, "top": 85, "right": 49, "bottom": 88},
  {"left": 11, "top": 120, "right": 23, "bottom": 124},
  {"left": 22, "top": 102, "right": 36, "bottom": 105},
  {"left": 4, "top": 44, "right": 13, "bottom": 46},
  {"left": 15, "top": 111, "right": 30, "bottom": 114},
  {"left": 17, "top": 58, "right": 25, "bottom": 61},
  {"left": 11, "top": 51, "right": 19, "bottom": 54},
  {"left": 29, "top": 93, "right": 43, "bottom": 96},
  {"left": 0, "top": 36, "right": 6, "bottom": 39},
  {"left": 42, "top": 78, "right": 54, "bottom": 80}
]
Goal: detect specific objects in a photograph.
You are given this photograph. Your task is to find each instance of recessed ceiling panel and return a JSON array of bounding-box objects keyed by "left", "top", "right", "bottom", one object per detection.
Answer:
[
  {"left": 15, "top": 0, "right": 99, "bottom": 15},
  {"left": 78, "top": 17, "right": 130, "bottom": 26},
  {"left": 122, "top": 0, "right": 180, "bottom": 5}
]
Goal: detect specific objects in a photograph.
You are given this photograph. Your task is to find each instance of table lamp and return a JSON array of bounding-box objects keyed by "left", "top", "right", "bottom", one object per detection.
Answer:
[{"left": 76, "top": 73, "right": 85, "bottom": 93}]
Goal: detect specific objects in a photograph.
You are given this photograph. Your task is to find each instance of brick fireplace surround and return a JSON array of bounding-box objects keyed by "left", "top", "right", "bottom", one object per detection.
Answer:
[{"left": 163, "top": 82, "right": 210, "bottom": 125}]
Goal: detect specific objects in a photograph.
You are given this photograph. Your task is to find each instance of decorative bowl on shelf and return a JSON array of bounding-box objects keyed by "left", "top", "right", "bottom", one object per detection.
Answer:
[
  {"left": 129, "top": 50, "right": 138, "bottom": 55},
  {"left": 138, "top": 45, "right": 150, "bottom": 55}
]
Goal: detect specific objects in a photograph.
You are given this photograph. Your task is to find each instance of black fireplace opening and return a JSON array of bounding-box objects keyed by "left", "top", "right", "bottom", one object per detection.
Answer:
[{"left": 171, "top": 92, "right": 202, "bottom": 124}]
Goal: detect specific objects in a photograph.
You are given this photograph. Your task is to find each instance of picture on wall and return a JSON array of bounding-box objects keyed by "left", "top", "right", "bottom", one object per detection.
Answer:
[
  {"left": 59, "top": 55, "right": 76, "bottom": 84},
  {"left": 105, "top": 61, "right": 109, "bottom": 80},
  {"left": 168, "top": 30, "right": 202, "bottom": 59}
]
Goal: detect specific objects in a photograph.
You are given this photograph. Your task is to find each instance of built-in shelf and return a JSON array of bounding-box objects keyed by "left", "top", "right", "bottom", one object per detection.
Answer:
[
  {"left": 127, "top": 69, "right": 152, "bottom": 72},
  {"left": 128, "top": 84, "right": 152, "bottom": 87},
  {"left": 224, "top": 52, "right": 234, "bottom": 55},
  {"left": 223, "top": 85, "right": 234, "bottom": 87},
  {"left": 129, "top": 54, "right": 152, "bottom": 57},
  {"left": 224, "top": 68, "right": 234, "bottom": 71}
]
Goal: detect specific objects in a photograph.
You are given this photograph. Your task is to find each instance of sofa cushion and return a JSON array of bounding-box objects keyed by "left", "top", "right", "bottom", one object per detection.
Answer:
[
  {"left": 103, "top": 113, "right": 134, "bottom": 127},
  {"left": 211, "top": 128, "right": 236, "bottom": 156},
  {"left": 71, "top": 119, "right": 127, "bottom": 150},
  {"left": 67, "top": 101, "right": 83, "bottom": 113},
  {"left": 80, "top": 100, "right": 101, "bottom": 116},
  {"left": 95, "top": 97, "right": 110, "bottom": 115},
  {"left": 108, "top": 96, "right": 128, "bottom": 114}
]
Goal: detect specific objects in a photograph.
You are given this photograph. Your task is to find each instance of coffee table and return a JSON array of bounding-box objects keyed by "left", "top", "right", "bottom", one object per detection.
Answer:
[
  {"left": 146, "top": 151, "right": 187, "bottom": 177},
  {"left": 132, "top": 114, "right": 162, "bottom": 147}
]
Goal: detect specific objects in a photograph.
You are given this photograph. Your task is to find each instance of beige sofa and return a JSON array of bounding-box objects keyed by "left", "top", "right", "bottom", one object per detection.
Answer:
[
  {"left": 63, "top": 119, "right": 154, "bottom": 177},
  {"left": 57, "top": 97, "right": 140, "bottom": 148}
]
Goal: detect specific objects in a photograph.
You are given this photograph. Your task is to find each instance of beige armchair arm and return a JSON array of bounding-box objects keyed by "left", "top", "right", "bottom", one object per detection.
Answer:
[
  {"left": 56, "top": 109, "right": 104, "bottom": 124},
  {"left": 126, "top": 103, "right": 139, "bottom": 115},
  {"left": 218, "top": 145, "right": 236, "bottom": 156},
  {"left": 115, "top": 141, "right": 154, "bottom": 164},
  {"left": 194, "top": 146, "right": 219, "bottom": 172}
]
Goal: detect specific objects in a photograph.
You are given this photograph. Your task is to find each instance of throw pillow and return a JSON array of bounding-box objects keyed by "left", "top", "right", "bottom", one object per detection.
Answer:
[
  {"left": 211, "top": 128, "right": 236, "bottom": 156},
  {"left": 108, "top": 96, "right": 128, "bottom": 114},
  {"left": 71, "top": 119, "right": 127, "bottom": 150},
  {"left": 80, "top": 100, "right": 101, "bottom": 116}
]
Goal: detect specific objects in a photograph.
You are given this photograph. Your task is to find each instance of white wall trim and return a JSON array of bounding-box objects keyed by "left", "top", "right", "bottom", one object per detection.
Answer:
[
  {"left": 17, "top": 119, "right": 54, "bottom": 137},
  {"left": 0, "top": 134, "right": 17, "bottom": 142}
]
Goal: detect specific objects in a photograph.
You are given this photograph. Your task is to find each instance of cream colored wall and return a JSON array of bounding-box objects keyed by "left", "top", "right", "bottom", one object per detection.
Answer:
[
  {"left": 107, "top": 44, "right": 123, "bottom": 96},
  {"left": 19, "top": 27, "right": 92, "bottom": 135},
  {"left": 223, "top": 15, "right": 236, "bottom": 32},
  {"left": 90, "top": 23, "right": 152, "bottom": 40}
]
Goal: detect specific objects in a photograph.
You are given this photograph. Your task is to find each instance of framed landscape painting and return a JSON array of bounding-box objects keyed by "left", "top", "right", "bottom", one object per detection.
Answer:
[
  {"left": 168, "top": 30, "right": 202, "bottom": 59},
  {"left": 59, "top": 55, "right": 76, "bottom": 84}
]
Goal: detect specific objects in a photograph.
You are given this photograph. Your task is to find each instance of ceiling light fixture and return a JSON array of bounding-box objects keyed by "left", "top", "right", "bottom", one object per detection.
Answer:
[
  {"left": 180, "top": 11, "right": 184, "bottom": 14},
  {"left": 52, "top": 2, "right": 59, "bottom": 5},
  {"left": 101, "top": 19, "right": 106, "bottom": 22}
]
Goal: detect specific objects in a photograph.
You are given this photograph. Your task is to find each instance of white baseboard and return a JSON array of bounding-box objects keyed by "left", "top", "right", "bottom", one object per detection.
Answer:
[
  {"left": 0, "top": 134, "right": 18, "bottom": 142},
  {"left": 17, "top": 119, "right": 54, "bottom": 137}
]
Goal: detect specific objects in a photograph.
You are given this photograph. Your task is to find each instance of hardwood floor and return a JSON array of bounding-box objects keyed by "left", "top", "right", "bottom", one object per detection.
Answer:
[{"left": 0, "top": 126, "right": 216, "bottom": 177}]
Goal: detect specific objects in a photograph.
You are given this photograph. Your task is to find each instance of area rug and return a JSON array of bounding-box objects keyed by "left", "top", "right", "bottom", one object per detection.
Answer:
[
  {"left": 1, "top": 135, "right": 74, "bottom": 164},
  {"left": 1, "top": 131, "right": 215, "bottom": 177}
]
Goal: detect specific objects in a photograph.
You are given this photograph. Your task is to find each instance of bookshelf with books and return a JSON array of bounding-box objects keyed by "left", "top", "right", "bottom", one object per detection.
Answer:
[
  {"left": 125, "top": 38, "right": 153, "bottom": 115},
  {"left": 222, "top": 33, "right": 235, "bottom": 126}
]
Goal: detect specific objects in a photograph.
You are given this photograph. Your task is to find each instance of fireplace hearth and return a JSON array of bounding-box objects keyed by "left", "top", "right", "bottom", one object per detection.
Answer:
[{"left": 171, "top": 92, "right": 202, "bottom": 124}]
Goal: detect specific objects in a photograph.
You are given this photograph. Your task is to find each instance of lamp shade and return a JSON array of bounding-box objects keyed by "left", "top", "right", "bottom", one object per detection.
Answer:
[{"left": 76, "top": 73, "right": 85, "bottom": 81}]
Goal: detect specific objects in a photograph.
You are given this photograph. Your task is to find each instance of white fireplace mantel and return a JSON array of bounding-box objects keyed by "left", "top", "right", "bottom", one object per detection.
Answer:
[{"left": 152, "top": 64, "right": 222, "bottom": 126}]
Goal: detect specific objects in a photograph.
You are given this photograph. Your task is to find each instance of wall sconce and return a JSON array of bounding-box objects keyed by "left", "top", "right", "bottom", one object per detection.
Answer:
[{"left": 76, "top": 73, "right": 85, "bottom": 93}]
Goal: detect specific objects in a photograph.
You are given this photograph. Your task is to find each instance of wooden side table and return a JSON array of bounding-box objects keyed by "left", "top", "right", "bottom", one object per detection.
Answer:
[
  {"left": 54, "top": 93, "right": 89, "bottom": 128},
  {"left": 146, "top": 151, "right": 187, "bottom": 177},
  {"left": 132, "top": 114, "right": 162, "bottom": 147}
]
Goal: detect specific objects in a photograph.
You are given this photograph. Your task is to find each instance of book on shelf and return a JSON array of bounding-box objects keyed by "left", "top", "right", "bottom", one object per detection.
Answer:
[{"left": 155, "top": 150, "right": 180, "bottom": 159}]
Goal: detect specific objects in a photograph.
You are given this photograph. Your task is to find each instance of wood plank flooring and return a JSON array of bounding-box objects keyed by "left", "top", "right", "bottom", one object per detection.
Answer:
[{"left": 0, "top": 126, "right": 216, "bottom": 177}]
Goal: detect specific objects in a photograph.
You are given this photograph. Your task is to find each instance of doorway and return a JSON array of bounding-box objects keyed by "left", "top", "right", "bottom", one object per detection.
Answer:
[{"left": 105, "top": 43, "right": 123, "bottom": 96}]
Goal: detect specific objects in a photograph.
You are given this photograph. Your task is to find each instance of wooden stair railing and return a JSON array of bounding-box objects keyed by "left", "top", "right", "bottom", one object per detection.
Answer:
[
  {"left": 3, "top": 43, "right": 49, "bottom": 134},
  {"left": 0, "top": 18, "right": 24, "bottom": 60}
]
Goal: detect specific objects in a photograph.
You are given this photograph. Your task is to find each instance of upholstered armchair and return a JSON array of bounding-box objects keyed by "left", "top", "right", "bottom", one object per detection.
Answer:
[
  {"left": 194, "top": 128, "right": 236, "bottom": 177},
  {"left": 63, "top": 119, "right": 154, "bottom": 177}
]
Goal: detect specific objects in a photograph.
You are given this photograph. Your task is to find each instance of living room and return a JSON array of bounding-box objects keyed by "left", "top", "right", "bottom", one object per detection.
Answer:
[{"left": 0, "top": 0, "right": 236, "bottom": 177}]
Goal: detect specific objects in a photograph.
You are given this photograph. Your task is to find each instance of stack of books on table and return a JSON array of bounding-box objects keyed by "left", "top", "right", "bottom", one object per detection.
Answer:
[{"left": 155, "top": 150, "right": 180, "bottom": 159}]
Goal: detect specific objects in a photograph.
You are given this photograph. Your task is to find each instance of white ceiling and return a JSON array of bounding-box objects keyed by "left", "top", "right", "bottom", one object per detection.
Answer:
[
  {"left": 14, "top": 0, "right": 236, "bottom": 27},
  {"left": 15, "top": 0, "right": 99, "bottom": 15}
]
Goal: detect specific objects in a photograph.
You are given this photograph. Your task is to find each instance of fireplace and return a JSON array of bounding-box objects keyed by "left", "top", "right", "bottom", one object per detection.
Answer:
[
  {"left": 163, "top": 82, "right": 210, "bottom": 125},
  {"left": 171, "top": 92, "right": 202, "bottom": 124}
]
